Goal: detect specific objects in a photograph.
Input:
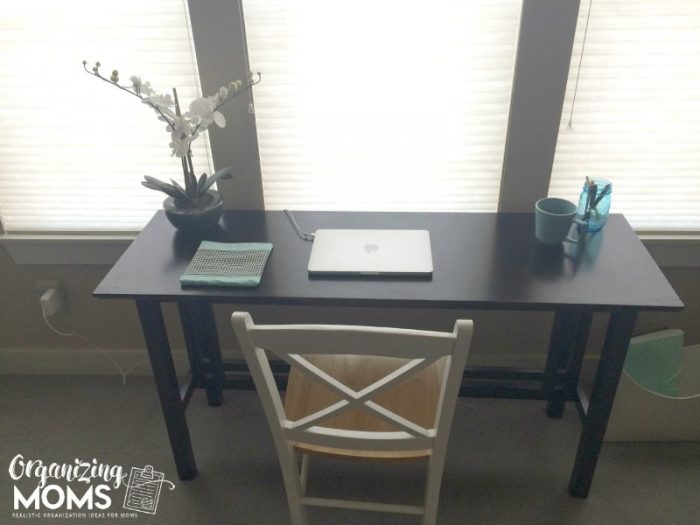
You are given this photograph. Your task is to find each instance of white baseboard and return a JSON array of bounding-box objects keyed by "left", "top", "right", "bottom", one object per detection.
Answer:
[
  {"left": 1, "top": 347, "right": 598, "bottom": 377},
  {"left": 0, "top": 347, "right": 190, "bottom": 376}
]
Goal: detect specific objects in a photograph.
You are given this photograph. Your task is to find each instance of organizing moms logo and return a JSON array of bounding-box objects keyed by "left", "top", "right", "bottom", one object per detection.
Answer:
[
  {"left": 8, "top": 454, "right": 175, "bottom": 520},
  {"left": 122, "top": 465, "right": 169, "bottom": 515}
]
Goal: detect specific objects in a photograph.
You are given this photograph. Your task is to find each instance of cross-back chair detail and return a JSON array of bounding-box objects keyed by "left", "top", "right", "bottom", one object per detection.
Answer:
[{"left": 232, "top": 312, "right": 473, "bottom": 525}]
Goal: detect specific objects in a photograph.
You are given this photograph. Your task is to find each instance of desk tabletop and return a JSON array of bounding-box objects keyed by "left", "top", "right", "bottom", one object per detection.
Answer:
[{"left": 94, "top": 210, "right": 683, "bottom": 311}]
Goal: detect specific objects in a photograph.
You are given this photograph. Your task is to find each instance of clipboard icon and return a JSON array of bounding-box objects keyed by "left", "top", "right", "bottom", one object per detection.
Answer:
[{"left": 123, "top": 465, "right": 165, "bottom": 515}]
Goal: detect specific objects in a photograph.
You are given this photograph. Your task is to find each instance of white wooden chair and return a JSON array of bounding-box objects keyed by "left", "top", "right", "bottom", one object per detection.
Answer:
[{"left": 232, "top": 312, "right": 473, "bottom": 525}]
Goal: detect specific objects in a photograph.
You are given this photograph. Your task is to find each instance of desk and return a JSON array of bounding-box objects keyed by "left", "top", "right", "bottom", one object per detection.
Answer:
[{"left": 94, "top": 210, "right": 683, "bottom": 497}]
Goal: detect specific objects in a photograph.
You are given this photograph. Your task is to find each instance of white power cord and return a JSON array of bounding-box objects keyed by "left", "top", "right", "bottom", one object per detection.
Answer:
[
  {"left": 41, "top": 306, "right": 149, "bottom": 385},
  {"left": 284, "top": 209, "right": 315, "bottom": 241}
]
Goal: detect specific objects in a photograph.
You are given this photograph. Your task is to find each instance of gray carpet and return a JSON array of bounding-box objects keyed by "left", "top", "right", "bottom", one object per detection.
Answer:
[{"left": 1, "top": 376, "right": 698, "bottom": 524}]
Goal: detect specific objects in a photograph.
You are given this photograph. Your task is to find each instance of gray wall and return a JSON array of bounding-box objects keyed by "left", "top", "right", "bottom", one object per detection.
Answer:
[{"left": 1, "top": 244, "right": 698, "bottom": 376}]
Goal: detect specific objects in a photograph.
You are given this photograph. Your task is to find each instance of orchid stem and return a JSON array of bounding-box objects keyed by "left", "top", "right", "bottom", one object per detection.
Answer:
[
  {"left": 190, "top": 72, "right": 261, "bottom": 139},
  {"left": 83, "top": 63, "right": 175, "bottom": 128}
]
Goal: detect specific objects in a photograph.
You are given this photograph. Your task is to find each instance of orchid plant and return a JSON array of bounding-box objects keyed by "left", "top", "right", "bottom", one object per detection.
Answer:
[{"left": 83, "top": 60, "right": 260, "bottom": 208}]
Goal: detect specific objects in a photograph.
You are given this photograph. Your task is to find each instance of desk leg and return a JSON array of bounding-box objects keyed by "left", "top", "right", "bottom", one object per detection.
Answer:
[
  {"left": 545, "top": 310, "right": 591, "bottom": 418},
  {"left": 569, "top": 309, "right": 637, "bottom": 498},
  {"left": 178, "top": 301, "right": 224, "bottom": 407},
  {"left": 137, "top": 300, "right": 197, "bottom": 481}
]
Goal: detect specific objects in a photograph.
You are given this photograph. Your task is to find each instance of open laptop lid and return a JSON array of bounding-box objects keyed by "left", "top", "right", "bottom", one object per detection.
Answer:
[{"left": 308, "top": 229, "right": 433, "bottom": 276}]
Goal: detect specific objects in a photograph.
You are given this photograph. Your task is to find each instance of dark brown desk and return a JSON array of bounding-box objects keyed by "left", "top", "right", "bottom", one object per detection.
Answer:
[{"left": 94, "top": 210, "right": 683, "bottom": 497}]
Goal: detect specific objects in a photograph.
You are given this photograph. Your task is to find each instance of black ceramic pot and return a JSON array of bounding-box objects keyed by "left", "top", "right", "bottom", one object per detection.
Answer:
[{"left": 163, "top": 190, "right": 223, "bottom": 234}]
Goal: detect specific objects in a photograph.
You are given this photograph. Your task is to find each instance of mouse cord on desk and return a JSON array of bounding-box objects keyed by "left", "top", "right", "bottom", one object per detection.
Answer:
[{"left": 284, "top": 209, "right": 315, "bottom": 242}]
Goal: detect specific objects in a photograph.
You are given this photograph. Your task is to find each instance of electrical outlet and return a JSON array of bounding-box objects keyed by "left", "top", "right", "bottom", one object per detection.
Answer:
[
  {"left": 34, "top": 280, "right": 66, "bottom": 315},
  {"left": 34, "top": 280, "right": 60, "bottom": 298}
]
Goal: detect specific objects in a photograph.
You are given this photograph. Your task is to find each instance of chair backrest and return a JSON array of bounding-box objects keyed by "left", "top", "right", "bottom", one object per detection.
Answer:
[{"left": 232, "top": 312, "right": 473, "bottom": 455}]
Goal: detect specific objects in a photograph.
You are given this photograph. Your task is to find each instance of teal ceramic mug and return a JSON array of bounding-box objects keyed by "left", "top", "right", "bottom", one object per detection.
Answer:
[{"left": 535, "top": 198, "right": 586, "bottom": 245}]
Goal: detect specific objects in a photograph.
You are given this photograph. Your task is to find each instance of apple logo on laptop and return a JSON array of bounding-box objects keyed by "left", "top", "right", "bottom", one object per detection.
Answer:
[{"left": 364, "top": 243, "right": 379, "bottom": 254}]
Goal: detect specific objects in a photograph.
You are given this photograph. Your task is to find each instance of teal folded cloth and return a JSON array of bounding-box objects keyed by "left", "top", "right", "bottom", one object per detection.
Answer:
[{"left": 180, "top": 241, "right": 273, "bottom": 287}]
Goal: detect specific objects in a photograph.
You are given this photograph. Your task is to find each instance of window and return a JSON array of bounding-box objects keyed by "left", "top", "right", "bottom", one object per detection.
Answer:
[
  {"left": 549, "top": 0, "right": 700, "bottom": 231},
  {"left": 0, "top": 0, "right": 211, "bottom": 232},
  {"left": 4, "top": 1, "right": 695, "bottom": 238},
  {"left": 242, "top": 0, "right": 522, "bottom": 212}
]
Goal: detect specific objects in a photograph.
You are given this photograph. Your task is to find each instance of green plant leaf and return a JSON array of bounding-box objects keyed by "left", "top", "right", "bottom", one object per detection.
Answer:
[
  {"left": 216, "top": 166, "right": 234, "bottom": 179},
  {"left": 141, "top": 181, "right": 182, "bottom": 199},
  {"left": 184, "top": 170, "right": 198, "bottom": 198},
  {"left": 169, "top": 179, "right": 190, "bottom": 201},
  {"left": 143, "top": 175, "right": 170, "bottom": 188},
  {"left": 201, "top": 166, "right": 234, "bottom": 193},
  {"left": 196, "top": 173, "right": 208, "bottom": 195},
  {"left": 142, "top": 176, "right": 186, "bottom": 198}
]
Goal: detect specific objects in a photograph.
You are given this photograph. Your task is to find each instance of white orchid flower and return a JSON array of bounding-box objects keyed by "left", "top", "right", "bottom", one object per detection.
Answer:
[
  {"left": 142, "top": 83, "right": 155, "bottom": 97},
  {"left": 130, "top": 76, "right": 154, "bottom": 96},
  {"left": 144, "top": 94, "right": 174, "bottom": 113},
  {"left": 173, "top": 130, "right": 199, "bottom": 157},
  {"left": 143, "top": 94, "right": 176, "bottom": 120},
  {"left": 167, "top": 116, "right": 196, "bottom": 157},
  {"left": 168, "top": 115, "right": 192, "bottom": 135},
  {"left": 188, "top": 97, "right": 226, "bottom": 128},
  {"left": 130, "top": 76, "right": 142, "bottom": 93},
  {"left": 169, "top": 132, "right": 192, "bottom": 157}
]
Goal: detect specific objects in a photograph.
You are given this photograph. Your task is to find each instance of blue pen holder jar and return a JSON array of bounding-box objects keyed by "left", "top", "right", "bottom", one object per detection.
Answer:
[{"left": 576, "top": 179, "right": 612, "bottom": 233}]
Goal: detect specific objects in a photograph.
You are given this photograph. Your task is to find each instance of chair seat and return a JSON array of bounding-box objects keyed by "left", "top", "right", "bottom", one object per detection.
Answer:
[{"left": 284, "top": 354, "right": 446, "bottom": 460}]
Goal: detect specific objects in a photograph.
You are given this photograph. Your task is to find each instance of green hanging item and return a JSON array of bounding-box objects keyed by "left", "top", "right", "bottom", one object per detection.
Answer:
[{"left": 623, "top": 329, "right": 684, "bottom": 398}]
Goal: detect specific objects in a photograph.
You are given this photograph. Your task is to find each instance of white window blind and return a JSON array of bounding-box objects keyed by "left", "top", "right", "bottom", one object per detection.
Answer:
[
  {"left": 0, "top": 0, "right": 211, "bottom": 232},
  {"left": 242, "top": 0, "right": 521, "bottom": 212},
  {"left": 549, "top": 0, "right": 700, "bottom": 231}
]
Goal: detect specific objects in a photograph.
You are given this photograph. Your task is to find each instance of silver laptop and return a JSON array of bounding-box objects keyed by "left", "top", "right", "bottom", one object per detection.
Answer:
[{"left": 308, "top": 229, "right": 433, "bottom": 276}]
